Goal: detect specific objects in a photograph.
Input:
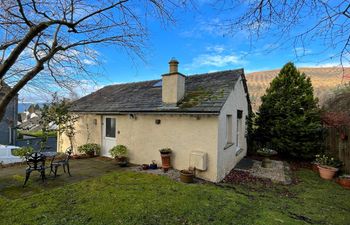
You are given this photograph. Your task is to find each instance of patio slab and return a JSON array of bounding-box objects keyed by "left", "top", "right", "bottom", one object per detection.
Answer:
[{"left": 234, "top": 158, "right": 292, "bottom": 184}]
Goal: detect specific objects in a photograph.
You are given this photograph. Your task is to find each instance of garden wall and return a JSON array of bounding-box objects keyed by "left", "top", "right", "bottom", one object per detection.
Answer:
[{"left": 324, "top": 126, "right": 350, "bottom": 173}]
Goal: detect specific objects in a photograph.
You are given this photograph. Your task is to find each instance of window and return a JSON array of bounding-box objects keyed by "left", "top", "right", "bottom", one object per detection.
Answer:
[
  {"left": 226, "top": 115, "right": 233, "bottom": 145},
  {"left": 105, "top": 118, "right": 116, "bottom": 138},
  {"left": 236, "top": 110, "right": 243, "bottom": 147}
]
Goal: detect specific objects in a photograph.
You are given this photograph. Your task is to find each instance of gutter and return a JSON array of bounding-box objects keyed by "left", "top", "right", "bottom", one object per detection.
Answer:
[{"left": 70, "top": 111, "right": 220, "bottom": 116}]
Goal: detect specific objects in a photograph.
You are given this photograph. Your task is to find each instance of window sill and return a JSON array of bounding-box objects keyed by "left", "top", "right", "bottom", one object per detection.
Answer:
[
  {"left": 224, "top": 143, "right": 234, "bottom": 150},
  {"left": 235, "top": 148, "right": 243, "bottom": 156}
]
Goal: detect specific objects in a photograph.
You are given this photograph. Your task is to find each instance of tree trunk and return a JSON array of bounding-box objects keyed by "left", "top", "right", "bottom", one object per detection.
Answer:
[{"left": 0, "top": 63, "right": 44, "bottom": 121}]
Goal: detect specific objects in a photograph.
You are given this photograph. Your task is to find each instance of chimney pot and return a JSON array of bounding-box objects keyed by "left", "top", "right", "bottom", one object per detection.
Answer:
[{"left": 169, "top": 58, "right": 179, "bottom": 73}]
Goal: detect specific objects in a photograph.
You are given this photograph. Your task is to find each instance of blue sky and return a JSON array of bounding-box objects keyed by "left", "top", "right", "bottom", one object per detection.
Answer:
[
  {"left": 95, "top": 3, "right": 341, "bottom": 83},
  {"left": 19, "top": 1, "right": 346, "bottom": 103}
]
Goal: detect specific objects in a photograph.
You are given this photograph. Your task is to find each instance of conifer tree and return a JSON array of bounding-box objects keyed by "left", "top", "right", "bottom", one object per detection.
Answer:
[{"left": 255, "top": 62, "right": 323, "bottom": 159}]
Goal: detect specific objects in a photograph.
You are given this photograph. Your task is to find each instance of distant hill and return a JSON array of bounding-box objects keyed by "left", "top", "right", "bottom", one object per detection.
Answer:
[{"left": 246, "top": 67, "right": 350, "bottom": 112}]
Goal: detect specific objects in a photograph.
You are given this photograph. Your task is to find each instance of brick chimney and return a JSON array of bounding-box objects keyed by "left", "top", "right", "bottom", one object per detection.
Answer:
[{"left": 162, "top": 58, "right": 185, "bottom": 106}]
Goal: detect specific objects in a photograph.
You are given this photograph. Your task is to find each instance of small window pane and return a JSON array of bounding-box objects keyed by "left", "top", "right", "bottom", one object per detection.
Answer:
[
  {"left": 226, "top": 115, "right": 233, "bottom": 144},
  {"left": 106, "top": 118, "right": 116, "bottom": 138}
]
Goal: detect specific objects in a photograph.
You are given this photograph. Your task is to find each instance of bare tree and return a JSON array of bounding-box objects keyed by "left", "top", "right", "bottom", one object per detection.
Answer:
[
  {"left": 0, "top": 0, "right": 178, "bottom": 121},
  {"left": 213, "top": 0, "right": 349, "bottom": 68}
]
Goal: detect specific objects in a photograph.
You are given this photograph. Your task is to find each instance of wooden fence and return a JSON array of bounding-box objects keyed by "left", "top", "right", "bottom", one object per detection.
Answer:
[{"left": 324, "top": 126, "right": 350, "bottom": 173}]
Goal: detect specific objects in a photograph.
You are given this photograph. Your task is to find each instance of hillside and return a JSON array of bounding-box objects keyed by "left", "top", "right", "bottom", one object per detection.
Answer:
[{"left": 246, "top": 67, "right": 350, "bottom": 111}]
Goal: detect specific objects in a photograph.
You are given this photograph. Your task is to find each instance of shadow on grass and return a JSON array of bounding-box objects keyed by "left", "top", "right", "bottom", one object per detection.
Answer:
[{"left": 0, "top": 157, "right": 123, "bottom": 199}]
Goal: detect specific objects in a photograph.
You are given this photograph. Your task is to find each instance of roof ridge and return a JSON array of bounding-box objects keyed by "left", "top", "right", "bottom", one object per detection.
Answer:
[
  {"left": 187, "top": 68, "right": 244, "bottom": 77},
  {"left": 102, "top": 68, "right": 244, "bottom": 89}
]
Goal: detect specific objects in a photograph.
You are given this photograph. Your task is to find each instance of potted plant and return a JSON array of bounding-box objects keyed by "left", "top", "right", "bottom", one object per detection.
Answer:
[
  {"left": 180, "top": 169, "right": 195, "bottom": 183},
  {"left": 109, "top": 145, "right": 128, "bottom": 167},
  {"left": 315, "top": 154, "right": 342, "bottom": 180},
  {"left": 159, "top": 148, "right": 172, "bottom": 171},
  {"left": 336, "top": 175, "right": 350, "bottom": 189},
  {"left": 149, "top": 160, "right": 157, "bottom": 169},
  {"left": 77, "top": 143, "right": 101, "bottom": 157}
]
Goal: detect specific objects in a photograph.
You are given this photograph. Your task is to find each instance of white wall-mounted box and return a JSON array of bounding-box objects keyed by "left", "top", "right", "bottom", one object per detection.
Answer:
[{"left": 190, "top": 151, "right": 207, "bottom": 171}]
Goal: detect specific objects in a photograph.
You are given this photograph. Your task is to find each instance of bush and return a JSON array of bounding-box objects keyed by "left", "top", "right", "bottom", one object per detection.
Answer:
[
  {"left": 109, "top": 145, "right": 128, "bottom": 158},
  {"left": 78, "top": 143, "right": 101, "bottom": 155},
  {"left": 12, "top": 146, "right": 34, "bottom": 159},
  {"left": 254, "top": 62, "right": 323, "bottom": 159}
]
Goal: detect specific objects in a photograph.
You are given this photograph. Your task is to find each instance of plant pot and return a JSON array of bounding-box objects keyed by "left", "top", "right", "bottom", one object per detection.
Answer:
[
  {"left": 142, "top": 164, "right": 149, "bottom": 170},
  {"left": 180, "top": 170, "right": 194, "bottom": 183},
  {"left": 116, "top": 156, "right": 128, "bottom": 167},
  {"left": 160, "top": 153, "right": 171, "bottom": 171},
  {"left": 311, "top": 163, "right": 319, "bottom": 173},
  {"left": 318, "top": 165, "right": 338, "bottom": 180},
  {"left": 72, "top": 154, "right": 80, "bottom": 160},
  {"left": 149, "top": 163, "right": 157, "bottom": 170},
  {"left": 87, "top": 152, "right": 95, "bottom": 158},
  {"left": 336, "top": 176, "right": 350, "bottom": 189},
  {"left": 340, "top": 132, "right": 348, "bottom": 141}
]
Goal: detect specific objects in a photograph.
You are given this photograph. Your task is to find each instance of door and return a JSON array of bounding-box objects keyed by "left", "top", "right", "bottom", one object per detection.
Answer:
[{"left": 102, "top": 116, "right": 117, "bottom": 156}]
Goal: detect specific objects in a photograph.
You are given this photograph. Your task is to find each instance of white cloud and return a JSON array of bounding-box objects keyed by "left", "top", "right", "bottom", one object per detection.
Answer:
[
  {"left": 179, "top": 18, "right": 227, "bottom": 38},
  {"left": 206, "top": 45, "right": 225, "bottom": 53},
  {"left": 185, "top": 52, "right": 247, "bottom": 71},
  {"left": 82, "top": 59, "right": 97, "bottom": 65},
  {"left": 294, "top": 47, "right": 312, "bottom": 56}
]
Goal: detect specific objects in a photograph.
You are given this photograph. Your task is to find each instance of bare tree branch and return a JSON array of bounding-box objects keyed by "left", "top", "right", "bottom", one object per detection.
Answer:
[{"left": 0, "top": 0, "right": 180, "bottom": 120}]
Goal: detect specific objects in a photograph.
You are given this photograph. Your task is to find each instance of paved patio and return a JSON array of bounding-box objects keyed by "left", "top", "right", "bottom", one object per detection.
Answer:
[
  {"left": 234, "top": 158, "right": 292, "bottom": 184},
  {"left": 0, "top": 157, "right": 127, "bottom": 199}
]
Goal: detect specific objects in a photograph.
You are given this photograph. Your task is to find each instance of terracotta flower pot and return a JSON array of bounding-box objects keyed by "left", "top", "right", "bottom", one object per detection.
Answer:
[
  {"left": 160, "top": 153, "right": 171, "bottom": 171},
  {"left": 311, "top": 163, "right": 319, "bottom": 173},
  {"left": 87, "top": 151, "right": 95, "bottom": 158},
  {"left": 336, "top": 177, "right": 350, "bottom": 189},
  {"left": 142, "top": 164, "right": 149, "bottom": 170},
  {"left": 116, "top": 156, "right": 128, "bottom": 167},
  {"left": 318, "top": 165, "right": 338, "bottom": 180},
  {"left": 180, "top": 170, "right": 194, "bottom": 183}
]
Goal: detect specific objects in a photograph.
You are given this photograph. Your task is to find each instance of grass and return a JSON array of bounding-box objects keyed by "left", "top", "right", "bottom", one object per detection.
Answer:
[
  {"left": 17, "top": 130, "right": 57, "bottom": 138},
  {"left": 0, "top": 158, "right": 349, "bottom": 225}
]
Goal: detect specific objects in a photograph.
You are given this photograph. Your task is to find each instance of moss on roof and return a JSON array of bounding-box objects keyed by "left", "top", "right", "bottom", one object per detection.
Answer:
[{"left": 178, "top": 87, "right": 225, "bottom": 109}]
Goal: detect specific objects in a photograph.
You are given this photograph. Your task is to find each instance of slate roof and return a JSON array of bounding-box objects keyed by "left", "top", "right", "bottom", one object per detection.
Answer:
[{"left": 70, "top": 69, "right": 247, "bottom": 114}]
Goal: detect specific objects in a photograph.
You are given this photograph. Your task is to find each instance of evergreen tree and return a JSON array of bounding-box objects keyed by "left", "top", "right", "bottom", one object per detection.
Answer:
[{"left": 255, "top": 62, "right": 323, "bottom": 159}]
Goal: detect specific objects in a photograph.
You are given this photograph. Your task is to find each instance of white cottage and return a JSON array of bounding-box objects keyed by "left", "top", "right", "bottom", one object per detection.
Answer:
[{"left": 58, "top": 59, "right": 251, "bottom": 182}]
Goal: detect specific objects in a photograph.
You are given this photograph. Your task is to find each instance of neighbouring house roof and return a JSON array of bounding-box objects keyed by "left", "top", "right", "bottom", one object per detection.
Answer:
[{"left": 70, "top": 69, "right": 248, "bottom": 114}]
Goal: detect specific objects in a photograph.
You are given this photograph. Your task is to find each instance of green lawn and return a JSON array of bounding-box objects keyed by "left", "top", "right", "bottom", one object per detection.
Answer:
[{"left": 0, "top": 159, "right": 349, "bottom": 225}]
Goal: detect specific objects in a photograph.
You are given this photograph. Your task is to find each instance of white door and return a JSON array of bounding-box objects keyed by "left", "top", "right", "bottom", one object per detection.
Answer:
[{"left": 102, "top": 116, "right": 117, "bottom": 156}]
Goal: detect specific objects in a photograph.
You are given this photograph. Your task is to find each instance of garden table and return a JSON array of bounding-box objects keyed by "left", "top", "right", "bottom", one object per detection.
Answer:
[{"left": 23, "top": 151, "right": 58, "bottom": 187}]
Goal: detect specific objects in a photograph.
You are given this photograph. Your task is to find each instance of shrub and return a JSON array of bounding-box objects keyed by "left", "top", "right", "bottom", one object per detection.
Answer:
[
  {"left": 109, "top": 145, "right": 128, "bottom": 158},
  {"left": 254, "top": 62, "right": 323, "bottom": 159},
  {"left": 12, "top": 146, "right": 34, "bottom": 159},
  {"left": 159, "top": 148, "right": 172, "bottom": 154},
  {"left": 78, "top": 143, "right": 101, "bottom": 155}
]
